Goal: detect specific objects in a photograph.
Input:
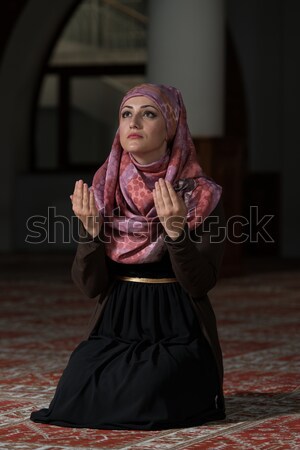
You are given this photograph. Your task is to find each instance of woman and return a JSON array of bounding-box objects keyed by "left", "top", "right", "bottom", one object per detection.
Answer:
[{"left": 30, "top": 83, "right": 226, "bottom": 430}]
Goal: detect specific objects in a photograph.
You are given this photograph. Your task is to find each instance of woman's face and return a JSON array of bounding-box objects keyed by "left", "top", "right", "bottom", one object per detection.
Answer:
[{"left": 119, "top": 96, "right": 167, "bottom": 164}]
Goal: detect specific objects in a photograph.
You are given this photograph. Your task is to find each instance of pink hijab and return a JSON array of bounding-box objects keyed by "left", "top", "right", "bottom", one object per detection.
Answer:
[{"left": 92, "top": 83, "right": 222, "bottom": 263}]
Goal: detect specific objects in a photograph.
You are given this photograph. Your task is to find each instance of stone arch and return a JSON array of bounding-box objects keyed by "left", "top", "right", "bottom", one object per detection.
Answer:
[{"left": 0, "top": 0, "right": 81, "bottom": 249}]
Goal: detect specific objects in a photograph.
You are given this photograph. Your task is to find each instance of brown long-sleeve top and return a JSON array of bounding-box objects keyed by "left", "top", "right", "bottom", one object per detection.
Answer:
[{"left": 71, "top": 199, "right": 226, "bottom": 386}]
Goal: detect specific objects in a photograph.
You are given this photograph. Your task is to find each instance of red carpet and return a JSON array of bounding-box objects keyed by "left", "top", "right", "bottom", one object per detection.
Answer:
[{"left": 0, "top": 259, "right": 299, "bottom": 449}]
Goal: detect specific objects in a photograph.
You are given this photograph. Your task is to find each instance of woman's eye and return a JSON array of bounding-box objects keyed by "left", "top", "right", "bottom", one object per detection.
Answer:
[
  {"left": 143, "top": 111, "right": 156, "bottom": 118},
  {"left": 121, "top": 111, "right": 131, "bottom": 118}
]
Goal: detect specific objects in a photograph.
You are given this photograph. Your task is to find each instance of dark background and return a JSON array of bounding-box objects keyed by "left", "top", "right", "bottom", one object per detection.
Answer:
[{"left": 0, "top": 0, "right": 299, "bottom": 276}]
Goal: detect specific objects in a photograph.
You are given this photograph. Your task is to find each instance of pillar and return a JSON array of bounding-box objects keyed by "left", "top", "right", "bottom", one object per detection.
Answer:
[
  {"left": 281, "top": 0, "right": 300, "bottom": 257},
  {"left": 147, "top": 0, "right": 225, "bottom": 136}
]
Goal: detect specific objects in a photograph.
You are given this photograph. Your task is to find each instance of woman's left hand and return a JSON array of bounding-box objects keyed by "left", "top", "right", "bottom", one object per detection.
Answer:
[{"left": 153, "top": 178, "right": 188, "bottom": 240}]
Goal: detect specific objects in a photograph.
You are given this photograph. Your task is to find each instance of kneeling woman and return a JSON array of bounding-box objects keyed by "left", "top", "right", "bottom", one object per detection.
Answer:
[{"left": 30, "top": 83, "right": 226, "bottom": 430}]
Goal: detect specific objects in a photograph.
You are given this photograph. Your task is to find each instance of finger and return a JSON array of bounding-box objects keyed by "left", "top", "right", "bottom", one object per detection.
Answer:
[
  {"left": 72, "top": 181, "right": 77, "bottom": 197},
  {"left": 82, "top": 183, "right": 89, "bottom": 208},
  {"left": 72, "top": 180, "right": 83, "bottom": 211},
  {"left": 153, "top": 189, "right": 163, "bottom": 220},
  {"left": 154, "top": 181, "right": 165, "bottom": 208},
  {"left": 89, "top": 189, "right": 99, "bottom": 216},
  {"left": 165, "top": 181, "right": 187, "bottom": 215},
  {"left": 153, "top": 188, "right": 158, "bottom": 206},
  {"left": 72, "top": 180, "right": 78, "bottom": 202},
  {"left": 158, "top": 178, "right": 173, "bottom": 207},
  {"left": 165, "top": 180, "right": 180, "bottom": 203},
  {"left": 74, "top": 180, "right": 84, "bottom": 207}
]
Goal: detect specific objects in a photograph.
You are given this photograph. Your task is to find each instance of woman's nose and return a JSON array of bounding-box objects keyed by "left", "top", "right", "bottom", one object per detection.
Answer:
[{"left": 129, "top": 114, "right": 140, "bottom": 128}]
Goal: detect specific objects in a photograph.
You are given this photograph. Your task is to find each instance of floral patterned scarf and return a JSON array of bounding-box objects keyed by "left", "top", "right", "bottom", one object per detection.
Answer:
[{"left": 92, "top": 83, "right": 222, "bottom": 263}]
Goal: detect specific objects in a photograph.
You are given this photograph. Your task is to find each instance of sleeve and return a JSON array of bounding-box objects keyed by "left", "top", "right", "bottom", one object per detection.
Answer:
[
  {"left": 163, "top": 198, "right": 226, "bottom": 298},
  {"left": 71, "top": 221, "right": 111, "bottom": 299}
]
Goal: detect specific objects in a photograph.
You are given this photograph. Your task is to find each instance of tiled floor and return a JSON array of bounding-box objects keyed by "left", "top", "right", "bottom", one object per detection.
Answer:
[{"left": 0, "top": 254, "right": 299, "bottom": 449}]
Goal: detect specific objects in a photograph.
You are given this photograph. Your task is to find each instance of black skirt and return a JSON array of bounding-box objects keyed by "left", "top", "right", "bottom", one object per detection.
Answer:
[{"left": 30, "top": 254, "right": 225, "bottom": 430}]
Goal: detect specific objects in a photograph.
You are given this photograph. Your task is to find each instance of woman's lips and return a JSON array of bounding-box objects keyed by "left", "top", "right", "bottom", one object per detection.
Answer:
[{"left": 128, "top": 134, "right": 143, "bottom": 138}]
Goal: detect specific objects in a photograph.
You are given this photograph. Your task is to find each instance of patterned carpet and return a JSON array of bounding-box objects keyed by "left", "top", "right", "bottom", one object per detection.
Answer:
[{"left": 0, "top": 255, "right": 299, "bottom": 449}]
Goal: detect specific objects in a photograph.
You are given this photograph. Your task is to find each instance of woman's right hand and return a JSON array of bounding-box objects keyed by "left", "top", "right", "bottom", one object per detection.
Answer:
[{"left": 70, "top": 180, "right": 103, "bottom": 238}]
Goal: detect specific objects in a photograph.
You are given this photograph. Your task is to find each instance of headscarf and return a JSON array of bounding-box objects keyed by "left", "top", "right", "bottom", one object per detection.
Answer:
[{"left": 91, "top": 83, "right": 222, "bottom": 263}]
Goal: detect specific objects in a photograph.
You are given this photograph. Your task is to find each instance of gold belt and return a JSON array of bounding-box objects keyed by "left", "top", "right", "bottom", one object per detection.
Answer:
[{"left": 115, "top": 275, "right": 177, "bottom": 284}]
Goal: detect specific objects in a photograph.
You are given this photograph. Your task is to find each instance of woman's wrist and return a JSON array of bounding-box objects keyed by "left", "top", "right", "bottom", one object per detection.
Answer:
[
  {"left": 85, "top": 226, "right": 101, "bottom": 239},
  {"left": 166, "top": 228, "right": 184, "bottom": 241}
]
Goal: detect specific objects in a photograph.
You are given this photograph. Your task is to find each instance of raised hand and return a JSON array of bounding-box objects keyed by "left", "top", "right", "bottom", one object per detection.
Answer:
[
  {"left": 153, "top": 178, "right": 188, "bottom": 240},
  {"left": 70, "top": 180, "right": 103, "bottom": 238}
]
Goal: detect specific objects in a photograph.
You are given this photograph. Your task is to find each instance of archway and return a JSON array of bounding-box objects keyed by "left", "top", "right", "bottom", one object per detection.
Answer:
[{"left": 0, "top": 0, "right": 81, "bottom": 250}]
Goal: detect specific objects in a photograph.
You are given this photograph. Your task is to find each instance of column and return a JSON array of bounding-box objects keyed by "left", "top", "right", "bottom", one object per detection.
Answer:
[
  {"left": 281, "top": 0, "right": 300, "bottom": 257},
  {"left": 147, "top": 0, "right": 225, "bottom": 136}
]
